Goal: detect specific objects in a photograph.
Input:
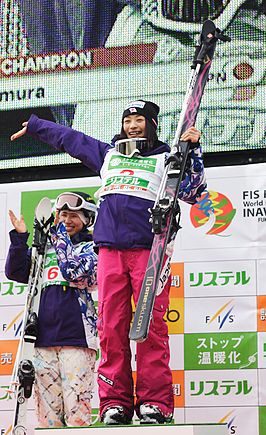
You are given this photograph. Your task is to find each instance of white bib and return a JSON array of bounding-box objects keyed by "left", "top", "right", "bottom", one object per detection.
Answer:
[
  {"left": 42, "top": 246, "right": 68, "bottom": 288},
  {"left": 96, "top": 149, "right": 166, "bottom": 201}
]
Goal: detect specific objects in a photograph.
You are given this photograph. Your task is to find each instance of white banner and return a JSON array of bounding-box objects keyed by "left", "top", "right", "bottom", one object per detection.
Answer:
[{"left": 0, "top": 163, "right": 266, "bottom": 435}]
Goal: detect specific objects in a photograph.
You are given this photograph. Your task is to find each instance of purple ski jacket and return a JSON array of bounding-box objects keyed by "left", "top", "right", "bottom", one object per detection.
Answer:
[
  {"left": 5, "top": 227, "right": 97, "bottom": 348},
  {"left": 27, "top": 114, "right": 206, "bottom": 249}
]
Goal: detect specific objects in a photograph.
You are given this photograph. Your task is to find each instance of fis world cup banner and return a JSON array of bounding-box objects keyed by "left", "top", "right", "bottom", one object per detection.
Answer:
[{"left": 0, "top": 163, "right": 266, "bottom": 434}]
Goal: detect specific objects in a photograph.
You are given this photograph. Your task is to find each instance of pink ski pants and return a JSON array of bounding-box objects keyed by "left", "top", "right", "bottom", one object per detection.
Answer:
[{"left": 97, "top": 247, "right": 174, "bottom": 420}]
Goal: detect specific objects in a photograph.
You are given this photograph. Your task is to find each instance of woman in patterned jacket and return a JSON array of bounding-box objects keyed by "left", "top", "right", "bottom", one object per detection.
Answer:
[{"left": 5, "top": 191, "right": 98, "bottom": 428}]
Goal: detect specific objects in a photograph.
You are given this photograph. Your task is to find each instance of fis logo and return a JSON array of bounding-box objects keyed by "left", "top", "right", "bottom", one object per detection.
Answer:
[
  {"left": 1, "top": 426, "right": 12, "bottom": 435},
  {"left": 205, "top": 300, "right": 235, "bottom": 329},
  {"left": 190, "top": 190, "right": 236, "bottom": 235},
  {"left": 219, "top": 410, "right": 237, "bottom": 434},
  {"left": 2, "top": 310, "right": 24, "bottom": 337}
]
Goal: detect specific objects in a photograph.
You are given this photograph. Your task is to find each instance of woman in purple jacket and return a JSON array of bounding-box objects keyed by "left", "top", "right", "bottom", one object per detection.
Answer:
[
  {"left": 5, "top": 192, "right": 98, "bottom": 427},
  {"left": 11, "top": 100, "right": 206, "bottom": 425}
]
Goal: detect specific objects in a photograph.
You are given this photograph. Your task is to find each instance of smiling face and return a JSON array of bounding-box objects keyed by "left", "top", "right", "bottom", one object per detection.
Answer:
[
  {"left": 123, "top": 114, "right": 146, "bottom": 139},
  {"left": 59, "top": 210, "right": 83, "bottom": 236}
]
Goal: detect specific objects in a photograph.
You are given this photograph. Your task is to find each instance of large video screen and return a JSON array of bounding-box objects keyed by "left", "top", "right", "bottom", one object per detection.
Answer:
[{"left": 0, "top": 0, "right": 265, "bottom": 170}]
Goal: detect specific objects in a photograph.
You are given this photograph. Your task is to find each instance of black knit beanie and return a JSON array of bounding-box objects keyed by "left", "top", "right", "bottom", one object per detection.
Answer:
[{"left": 122, "top": 100, "right": 160, "bottom": 129}]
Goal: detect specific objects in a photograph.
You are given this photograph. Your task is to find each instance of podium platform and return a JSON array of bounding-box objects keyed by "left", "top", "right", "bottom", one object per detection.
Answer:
[{"left": 35, "top": 423, "right": 227, "bottom": 435}]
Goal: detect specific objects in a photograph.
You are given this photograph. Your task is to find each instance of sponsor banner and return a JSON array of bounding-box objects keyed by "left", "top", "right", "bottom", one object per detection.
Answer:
[
  {"left": 0, "top": 376, "right": 35, "bottom": 411},
  {"left": 259, "top": 407, "right": 266, "bottom": 435},
  {"left": 166, "top": 296, "right": 184, "bottom": 335},
  {"left": 184, "top": 332, "right": 257, "bottom": 371},
  {"left": 185, "top": 406, "right": 258, "bottom": 435},
  {"left": 258, "top": 369, "right": 266, "bottom": 406},
  {"left": 0, "top": 340, "right": 19, "bottom": 376},
  {"left": 172, "top": 370, "right": 185, "bottom": 408},
  {"left": 170, "top": 263, "right": 184, "bottom": 298},
  {"left": 0, "top": 167, "right": 266, "bottom": 433},
  {"left": 0, "top": 306, "right": 24, "bottom": 340},
  {"left": 169, "top": 335, "right": 184, "bottom": 370},
  {"left": 173, "top": 408, "right": 185, "bottom": 424},
  {"left": 185, "top": 369, "right": 258, "bottom": 407},
  {"left": 190, "top": 190, "right": 236, "bottom": 239},
  {"left": 257, "top": 333, "right": 266, "bottom": 369},
  {"left": 184, "top": 260, "right": 256, "bottom": 298},
  {"left": 257, "top": 260, "right": 266, "bottom": 296},
  {"left": 0, "top": 409, "right": 37, "bottom": 435},
  {"left": 184, "top": 297, "right": 257, "bottom": 333},
  {"left": 0, "top": 193, "right": 8, "bottom": 261},
  {"left": 176, "top": 165, "right": 266, "bottom": 259},
  {"left": 0, "top": 272, "right": 27, "bottom": 307},
  {"left": 257, "top": 296, "right": 266, "bottom": 332}
]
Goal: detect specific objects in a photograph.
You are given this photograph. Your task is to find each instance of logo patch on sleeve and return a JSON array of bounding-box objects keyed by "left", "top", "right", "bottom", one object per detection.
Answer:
[{"left": 98, "top": 373, "right": 114, "bottom": 386}]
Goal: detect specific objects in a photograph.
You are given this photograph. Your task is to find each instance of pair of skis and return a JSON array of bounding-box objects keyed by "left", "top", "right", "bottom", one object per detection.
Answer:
[
  {"left": 9, "top": 198, "right": 54, "bottom": 435},
  {"left": 130, "top": 20, "right": 231, "bottom": 342}
]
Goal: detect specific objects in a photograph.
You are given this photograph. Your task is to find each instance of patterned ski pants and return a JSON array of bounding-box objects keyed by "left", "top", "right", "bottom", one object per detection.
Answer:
[{"left": 34, "top": 346, "right": 96, "bottom": 427}]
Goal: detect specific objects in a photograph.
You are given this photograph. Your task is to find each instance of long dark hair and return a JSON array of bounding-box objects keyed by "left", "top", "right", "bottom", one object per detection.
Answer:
[{"left": 117, "top": 120, "right": 158, "bottom": 149}]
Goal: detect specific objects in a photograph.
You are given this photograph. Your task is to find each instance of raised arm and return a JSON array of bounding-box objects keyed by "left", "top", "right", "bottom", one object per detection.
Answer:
[
  {"left": 11, "top": 115, "right": 111, "bottom": 173},
  {"left": 5, "top": 211, "right": 31, "bottom": 283}
]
